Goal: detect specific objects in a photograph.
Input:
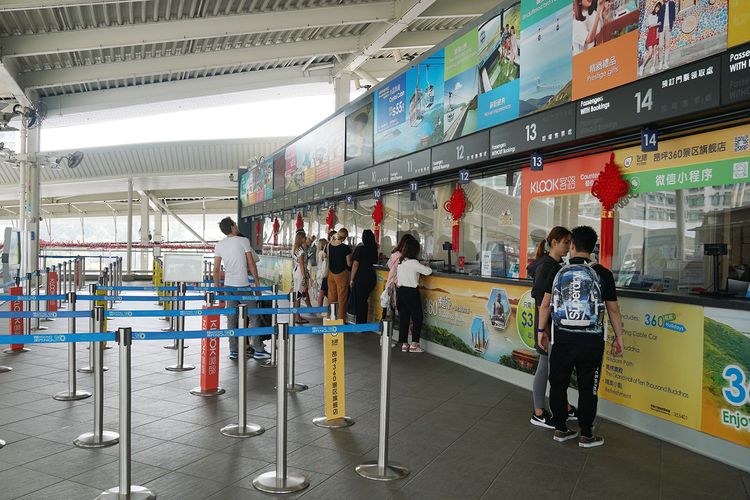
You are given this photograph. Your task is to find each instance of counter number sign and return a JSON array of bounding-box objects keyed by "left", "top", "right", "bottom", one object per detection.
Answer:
[
  {"left": 459, "top": 169, "right": 470, "bottom": 184},
  {"left": 345, "top": 194, "right": 353, "bottom": 204},
  {"left": 373, "top": 188, "right": 381, "bottom": 200},
  {"left": 530, "top": 152, "right": 544, "bottom": 171},
  {"left": 409, "top": 180, "right": 418, "bottom": 201},
  {"left": 641, "top": 128, "right": 658, "bottom": 152}
]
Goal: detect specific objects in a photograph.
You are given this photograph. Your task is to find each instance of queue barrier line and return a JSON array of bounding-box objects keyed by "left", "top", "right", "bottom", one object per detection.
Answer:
[
  {"left": 243, "top": 306, "right": 328, "bottom": 315},
  {"left": 105, "top": 307, "right": 236, "bottom": 318},
  {"left": 131, "top": 326, "right": 275, "bottom": 341},
  {"left": 289, "top": 323, "right": 380, "bottom": 335},
  {"left": 98, "top": 285, "right": 179, "bottom": 292},
  {"left": 187, "top": 285, "right": 272, "bottom": 292},
  {"left": 218, "top": 294, "right": 288, "bottom": 301},
  {"left": 0, "top": 332, "right": 115, "bottom": 344},
  {"left": 0, "top": 294, "right": 67, "bottom": 301},
  {"left": 0, "top": 310, "right": 91, "bottom": 319},
  {"left": 75, "top": 294, "right": 207, "bottom": 302}
]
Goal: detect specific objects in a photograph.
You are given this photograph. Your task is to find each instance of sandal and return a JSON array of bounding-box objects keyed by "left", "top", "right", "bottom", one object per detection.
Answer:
[
  {"left": 410, "top": 344, "right": 424, "bottom": 353},
  {"left": 296, "top": 317, "right": 309, "bottom": 324},
  {"left": 401, "top": 343, "right": 410, "bottom": 352}
]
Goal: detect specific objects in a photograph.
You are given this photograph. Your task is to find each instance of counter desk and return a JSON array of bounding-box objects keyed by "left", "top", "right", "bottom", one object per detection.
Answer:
[{"left": 257, "top": 254, "right": 750, "bottom": 471}]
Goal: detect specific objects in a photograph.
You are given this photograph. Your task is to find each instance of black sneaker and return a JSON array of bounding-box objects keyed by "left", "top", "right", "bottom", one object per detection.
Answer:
[
  {"left": 530, "top": 410, "right": 555, "bottom": 429},
  {"left": 553, "top": 429, "right": 579, "bottom": 443},
  {"left": 567, "top": 405, "right": 578, "bottom": 421},
  {"left": 579, "top": 435, "right": 604, "bottom": 448}
]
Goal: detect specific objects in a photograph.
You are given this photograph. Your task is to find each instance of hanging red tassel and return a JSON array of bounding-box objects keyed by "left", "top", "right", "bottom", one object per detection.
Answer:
[
  {"left": 295, "top": 211, "right": 304, "bottom": 230},
  {"left": 372, "top": 198, "right": 384, "bottom": 245},
  {"left": 591, "top": 153, "right": 630, "bottom": 267},
  {"left": 272, "top": 217, "right": 280, "bottom": 246},
  {"left": 255, "top": 219, "right": 262, "bottom": 247},
  {"left": 444, "top": 184, "right": 466, "bottom": 253},
  {"left": 326, "top": 207, "right": 335, "bottom": 233}
]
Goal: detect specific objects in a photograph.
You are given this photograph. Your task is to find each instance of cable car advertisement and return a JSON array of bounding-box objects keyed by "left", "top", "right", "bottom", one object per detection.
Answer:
[
  {"left": 519, "top": 0, "right": 573, "bottom": 114},
  {"left": 418, "top": 274, "right": 540, "bottom": 374},
  {"left": 374, "top": 50, "right": 445, "bottom": 164},
  {"left": 444, "top": 32, "right": 480, "bottom": 141},
  {"left": 477, "top": 3, "right": 522, "bottom": 130}
]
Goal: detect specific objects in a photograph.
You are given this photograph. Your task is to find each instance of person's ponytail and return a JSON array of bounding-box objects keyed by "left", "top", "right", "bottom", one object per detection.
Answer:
[{"left": 534, "top": 238, "right": 548, "bottom": 260}]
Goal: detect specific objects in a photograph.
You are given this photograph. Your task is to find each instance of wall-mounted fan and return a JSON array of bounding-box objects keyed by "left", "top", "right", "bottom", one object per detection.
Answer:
[
  {"left": 13, "top": 101, "right": 48, "bottom": 129},
  {"left": 53, "top": 151, "right": 84, "bottom": 169}
]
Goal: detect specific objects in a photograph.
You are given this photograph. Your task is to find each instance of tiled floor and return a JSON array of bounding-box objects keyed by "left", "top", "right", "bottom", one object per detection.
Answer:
[{"left": 0, "top": 286, "right": 748, "bottom": 500}]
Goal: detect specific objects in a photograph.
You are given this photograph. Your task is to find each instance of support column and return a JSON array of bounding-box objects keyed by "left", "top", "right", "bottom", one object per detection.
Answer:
[
  {"left": 27, "top": 127, "right": 41, "bottom": 278},
  {"left": 126, "top": 179, "right": 133, "bottom": 279},
  {"left": 153, "top": 208, "right": 163, "bottom": 244},
  {"left": 140, "top": 191, "right": 149, "bottom": 271},
  {"left": 334, "top": 73, "right": 351, "bottom": 111},
  {"left": 17, "top": 125, "right": 28, "bottom": 276}
]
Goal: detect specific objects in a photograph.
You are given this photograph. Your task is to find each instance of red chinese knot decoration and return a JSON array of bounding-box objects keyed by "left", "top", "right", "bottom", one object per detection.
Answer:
[
  {"left": 590, "top": 153, "right": 630, "bottom": 267},
  {"left": 272, "top": 217, "right": 280, "bottom": 246},
  {"left": 326, "top": 207, "right": 336, "bottom": 233},
  {"left": 372, "top": 199, "right": 384, "bottom": 244},
  {"left": 295, "top": 211, "right": 304, "bottom": 231},
  {"left": 444, "top": 184, "right": 467, "bottom": 253},
  {"left": 255, "top": 219, "right": 262, "bottom": 247}
]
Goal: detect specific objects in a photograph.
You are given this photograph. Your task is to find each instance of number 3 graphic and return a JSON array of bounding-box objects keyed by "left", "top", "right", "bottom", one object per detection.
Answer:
[{"left": 722, "top": 365, "right": 748, "bottom": 406}]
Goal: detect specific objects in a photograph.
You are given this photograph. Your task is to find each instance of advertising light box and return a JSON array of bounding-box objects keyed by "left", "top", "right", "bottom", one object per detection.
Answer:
[
  {"left": 285, "top": 113, "right": 345, "bottom": 192},
  {"left": 345, "top": 100, "right": 374, "bottom": 174}
]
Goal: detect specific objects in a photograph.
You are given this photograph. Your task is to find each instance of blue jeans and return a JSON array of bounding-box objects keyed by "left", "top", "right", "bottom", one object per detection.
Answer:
[{"left": 226, "top": 298, "right": 264, "bottom": 353}]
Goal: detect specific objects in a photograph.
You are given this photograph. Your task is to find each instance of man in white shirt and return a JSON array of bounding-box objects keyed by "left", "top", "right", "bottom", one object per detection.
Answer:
[{"left": 214, "top": 217, "right": 270, "bottom": 360}]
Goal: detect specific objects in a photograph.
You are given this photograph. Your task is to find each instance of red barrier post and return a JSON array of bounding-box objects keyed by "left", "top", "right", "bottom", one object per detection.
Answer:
[
  {"left": 190, "top": 306, "right": 225, "bottom": 396},
  {"left": 4, "top": 286, "right": 29, "bottom": 353},
  {"left": 47, "top": 270, "right": 59, "bottom": 313}
]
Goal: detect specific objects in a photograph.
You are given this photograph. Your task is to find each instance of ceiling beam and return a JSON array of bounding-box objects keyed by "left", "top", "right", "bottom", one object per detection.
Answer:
[
  {"left": 21, "top": 37, "right": 359, "bottom": 89},
  {"left": 386, "top": 29, "right": 455, "bottom": 50},
  {"left": 0, "top": 0, "right": 146, "bottom": 11},
  {"left": 416, "top": 0, "right": 501, "bottom": 19},
  {"left": 38, "top": 58, "right": 403, "bottom": 117},
  {"left": 0, "top": 2, "right": 395, "bottom": 58},
  {"left": 0, "top": 58, "right": 31, "bottom": 106},
  {"left": 334, "top": 0, "right": 437, "bottom": 76}
]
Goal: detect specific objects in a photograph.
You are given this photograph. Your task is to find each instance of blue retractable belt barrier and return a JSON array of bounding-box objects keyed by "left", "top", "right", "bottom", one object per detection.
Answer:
[
  {"left": 243, "top": 306, "right": 328, "bottom": 315},
  {"left": 76, "top": 295, "right": 206, "bottom": 302},
  {"left": 219, "top": 294, "right": 288, "bottom": 301},
  {"left": 131, "top": 326, "right": 275, "bottom": 341},
  {"left": 187, "top": 285, "right": 273, "bottom": 292},
  {"left": 0, "top": 294, "right": 68, "bottom": 301},
  {"left": 0, "top": 310, "right": 91, "bottom": 319},
  {"left": 98, "top": 285, "right": 179, "bottom": 292},
  {"left": 0, "top": 332, "right": 115, "bottom": 344},
  {"left": 289, "top": 323, "right": 380, "bottom": 335},
  {"left": 202, "top": 279, "right": 256, "bottom": 284},
  {"left": 105, "top": 307, "right": 235, "bottom": 318}
]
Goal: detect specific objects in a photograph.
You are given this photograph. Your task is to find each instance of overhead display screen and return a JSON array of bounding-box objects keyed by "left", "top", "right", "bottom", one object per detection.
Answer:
[
  {"left": 490, "top": 102, "right": 575, "bottom": 159},
  {"left": 285, "top": 113, "right": 345, "bottom": 193},
  {"left": 389, "top": 149, "right": 431, "bottom": 182},
  {"left": 576, "top": 56, "right": 721, "bottom": 139},
  {"left": 239, "top": 157, "right": 273, "bottom": 207},
  {"left": 345, "top": 100, "right": 374, "bottom": 174},
  {"left": 722, "top": 42, "right": 750, "bottom": 105},
  {"left": 432, "top": 130, "right": 489, "bottom": 173},
  {"left": 273, "top": 155, "right": 285, "bottom": 194}
]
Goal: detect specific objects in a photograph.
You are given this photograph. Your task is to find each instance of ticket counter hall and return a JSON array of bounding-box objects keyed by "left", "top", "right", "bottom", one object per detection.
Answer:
[{"left": 0, "top": 0, "right": 748, "bottom": 499}]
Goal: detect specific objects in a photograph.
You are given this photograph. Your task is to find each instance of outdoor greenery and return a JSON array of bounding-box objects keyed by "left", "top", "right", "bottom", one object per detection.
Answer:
[
  {"left": 704, "top": 316, "right": 750, "bottom": 410},
  {"left": 423, "top": 324, "right": 478, "bottom": 356}
]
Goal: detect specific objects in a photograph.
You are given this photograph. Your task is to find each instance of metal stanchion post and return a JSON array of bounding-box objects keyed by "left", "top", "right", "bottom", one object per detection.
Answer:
[
  {"left": 75, "top": 306, "right": 119, "bottom": 449},
  {"left": 79, "top": 284, "right": 107, "bottom": 373},
  {"left": 163, "top": 282, "right": 178, "bottom": 346},
  {"left": 62, "top": 261, "right": 69, "bottom": 301},
  {"left": 221, "top": 304, "right": 265, "bottom": 438},
  {"left": 43, "top": 267, "right": 54, "bottom": 323},
  {"left": 54, "top": 292, "right": 91, "bottom": 401},
  {"left": 355, "top": 320, "right": 409, "bottom": 481},
  {"left": 313, "top": 303, "right": 354, "bottom": 429},
  {"left": 98, "top": 327, "right": 156, "bottom": 500},
  {"left": 253, "top": 322, "right": 309, "bottom": 494},
  {"left": 258, "top": 284, "right": 277, "bottom": 369},
  {"left": 23, "top": 272, "right": 32, "bottom": 337},
  {"left": 166, "top": 283, "right": 194, "bottom": 372},
  {"left": 99, "top": 275, "right": 113, "bottom": 350},
  {"left": 286, "top": 292, "right": 307, "bottom": 392},
  {"left": 32, "top": 270, "right": 46, "bottom": 331}
]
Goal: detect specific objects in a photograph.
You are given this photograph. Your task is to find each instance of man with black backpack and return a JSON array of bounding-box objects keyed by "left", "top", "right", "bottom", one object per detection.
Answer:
[{"left": 537, "top": 226, "right": 625, "bottom": 448}]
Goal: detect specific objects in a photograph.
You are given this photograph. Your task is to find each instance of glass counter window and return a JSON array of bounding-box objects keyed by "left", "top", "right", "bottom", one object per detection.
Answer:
[{"left": 613, "top": 182, "right": 750, "bottom": 295}]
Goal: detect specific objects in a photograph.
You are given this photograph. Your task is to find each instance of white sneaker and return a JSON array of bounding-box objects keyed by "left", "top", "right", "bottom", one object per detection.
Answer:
[{"left": 649, "top": 65, "right": 655, "bottom": 74}]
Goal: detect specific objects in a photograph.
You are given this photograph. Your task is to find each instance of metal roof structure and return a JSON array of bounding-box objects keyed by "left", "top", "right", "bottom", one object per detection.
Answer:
[
  {"left": 0, "top": 0, "right": 499, "bottom": 221},
  {"left": 0, "top": 0, "right": 499, "bottom": 115}
]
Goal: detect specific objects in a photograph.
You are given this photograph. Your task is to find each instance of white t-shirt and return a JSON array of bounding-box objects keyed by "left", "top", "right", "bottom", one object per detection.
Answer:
[
  {"left": 573, "top": 11, "right": 601, "bottom": 54},
  {"left": 214, "top": 235, "right": 259, "bottom": 287},
  {"left": 396, "top": 258, "right": 433, "bottom": 288}
]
